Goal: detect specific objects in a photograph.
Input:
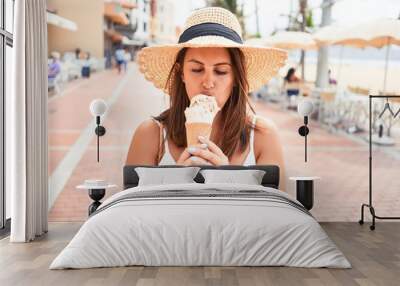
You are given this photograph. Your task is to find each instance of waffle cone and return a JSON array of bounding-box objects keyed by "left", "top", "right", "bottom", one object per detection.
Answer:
[{"left": 185, "top": 122, "right": 212, "bottom": 146}]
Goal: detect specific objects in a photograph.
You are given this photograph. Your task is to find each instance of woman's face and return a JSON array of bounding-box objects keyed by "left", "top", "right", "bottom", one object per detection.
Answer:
[{"left": 181, "top": 48, "right": 235, "bottom": 108}]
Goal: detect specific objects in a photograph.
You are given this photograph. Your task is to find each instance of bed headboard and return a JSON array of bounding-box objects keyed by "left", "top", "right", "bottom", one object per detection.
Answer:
[{"left": 123, "top": 165, "right": 280, "bottom": 189}]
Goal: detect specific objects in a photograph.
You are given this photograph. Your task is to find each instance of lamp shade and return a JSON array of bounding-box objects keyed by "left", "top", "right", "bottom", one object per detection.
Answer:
[
  {"left": 90, "top": 99, "right": 107, "bottom": 117},
  {"left": 298, "top": 100, "right": 314, "bottom": 117}
]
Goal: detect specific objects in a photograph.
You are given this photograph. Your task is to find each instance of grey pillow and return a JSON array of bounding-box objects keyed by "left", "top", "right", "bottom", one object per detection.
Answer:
[
  {"left": 200, "top": 169, "right": 266, "bottom": 185},
  {"left": 135, "top": 167, "right": 200, "bottom": 186}
]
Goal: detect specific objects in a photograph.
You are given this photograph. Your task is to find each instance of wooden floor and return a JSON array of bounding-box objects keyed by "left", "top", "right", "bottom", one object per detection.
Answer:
[{"left": 0, "top": 222, "right": 399, "bottom": 286}]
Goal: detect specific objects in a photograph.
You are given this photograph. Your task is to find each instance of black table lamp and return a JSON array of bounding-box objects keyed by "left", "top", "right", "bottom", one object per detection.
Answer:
[
  {"left": 297, "top": 99, "right": 314, "bottom": 162},
  {"left": 89, "top": 99, "right": 107, "bottom": 162}
]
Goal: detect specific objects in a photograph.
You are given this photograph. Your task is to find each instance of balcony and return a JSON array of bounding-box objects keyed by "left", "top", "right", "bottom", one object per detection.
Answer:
[
  {"left": 114, "top": 22, "right": 137, "bottom": 39},
  {"left": 104, "top": 2, "right": 129, "bottom": 26}
]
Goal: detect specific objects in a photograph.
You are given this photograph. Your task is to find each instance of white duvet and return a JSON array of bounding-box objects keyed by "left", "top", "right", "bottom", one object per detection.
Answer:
[{"left": 50, "top": 183, "right": 351, "bottom": 269}]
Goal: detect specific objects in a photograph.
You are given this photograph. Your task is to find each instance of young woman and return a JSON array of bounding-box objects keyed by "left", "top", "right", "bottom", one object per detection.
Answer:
[
  {"left": 126, "top": 7, "right": 287, "bottom": 185},
  {"left": 284, "top": 67, "right": 301, "bottom": 97}
]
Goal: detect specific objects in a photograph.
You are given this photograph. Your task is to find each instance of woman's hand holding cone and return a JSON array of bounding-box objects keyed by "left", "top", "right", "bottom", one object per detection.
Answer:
[
  {"left": 176, "top": 143, "right": 211, "bottom": 166},
  {"left": 186, "top": 136, "right": 229, "bottom": 166}
]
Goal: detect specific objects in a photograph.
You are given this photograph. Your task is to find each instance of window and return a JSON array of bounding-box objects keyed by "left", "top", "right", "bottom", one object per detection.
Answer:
[
  {"left": 1, "top": 0, "right": 14, "bottom": 235},
  {"left": 5, "top": 0, "right": 13, "bottom": 33},
  {"left": 143, "top": 21, "right": 147, "bottom": 32}
]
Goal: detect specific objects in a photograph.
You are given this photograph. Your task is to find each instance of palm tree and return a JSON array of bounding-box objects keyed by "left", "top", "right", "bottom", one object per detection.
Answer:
[{"left": 207, "top": 0, "right": 246, "bottom": 38}]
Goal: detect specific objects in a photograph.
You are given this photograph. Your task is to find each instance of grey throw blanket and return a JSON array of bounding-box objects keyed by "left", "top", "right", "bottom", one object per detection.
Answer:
[{"left": 91, "top": 188, "right": 312, "bottom": 218}]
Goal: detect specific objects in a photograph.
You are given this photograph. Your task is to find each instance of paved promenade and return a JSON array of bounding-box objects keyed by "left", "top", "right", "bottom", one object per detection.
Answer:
[{"left": 48, "top": 63, "right": 400, "bottom": 222}]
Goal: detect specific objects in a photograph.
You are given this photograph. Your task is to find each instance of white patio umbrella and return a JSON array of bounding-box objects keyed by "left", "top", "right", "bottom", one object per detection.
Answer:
[
  {"left": 313, "top": 25, "right": 348, "bottom": 84},
  {"left": 264, "top": 31, "right": 317, "bottom": 50},
  {"left": 313, "top": 24, "right": 348, "bottom": 46},
  {"left": 264, "top": 31, "right": 317, "bottom": 80},
  {"left": 314, "top": 18, "right": 400, "bottom": 93},
  {"left": 244, "top": 37, "right": 267, "bottom": 46}
]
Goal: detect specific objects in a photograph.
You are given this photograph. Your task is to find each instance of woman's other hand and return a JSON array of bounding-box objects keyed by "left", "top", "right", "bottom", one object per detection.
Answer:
[
  {"left": 176, "top": 143, "right": 210, "bottom": 166},
  {"left": 186, "top": 136, "right": 229, "bottom": 166}
]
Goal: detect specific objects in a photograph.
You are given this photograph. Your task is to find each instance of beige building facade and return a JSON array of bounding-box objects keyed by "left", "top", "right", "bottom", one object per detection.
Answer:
[
  {"left": 150, "top": 0, "right": 177, "bottom": 44},
  {"left": 47, "top": 0, "right": 104, "bottom": 59}
]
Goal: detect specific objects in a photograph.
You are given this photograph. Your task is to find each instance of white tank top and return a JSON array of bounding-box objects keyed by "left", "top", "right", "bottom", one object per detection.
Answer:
[{"left": 154, "top": 116, "right": 257, "bottom": 165}]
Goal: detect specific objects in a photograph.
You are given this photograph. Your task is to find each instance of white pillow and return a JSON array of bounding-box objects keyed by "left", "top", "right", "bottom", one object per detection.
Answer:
[
  {"left": 200, "top": 169, "right": 266, "bottom": 185},
  {"left": 135, "top": 167, "right": 200, "bottom": 186}
]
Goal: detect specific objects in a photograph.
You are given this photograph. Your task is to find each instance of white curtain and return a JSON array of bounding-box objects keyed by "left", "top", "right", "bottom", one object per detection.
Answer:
[{"left": 7, "top": 0, "right": 48, "bottom": 242}]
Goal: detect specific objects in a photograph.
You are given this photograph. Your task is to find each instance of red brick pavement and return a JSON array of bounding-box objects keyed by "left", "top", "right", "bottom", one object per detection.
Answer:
[{"left": 48, "top": 63, "right": 400, "bottom": 222}]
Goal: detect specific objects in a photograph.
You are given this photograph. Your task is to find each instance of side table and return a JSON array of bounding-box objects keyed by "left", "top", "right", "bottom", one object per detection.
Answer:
[
  {"left": 77, "top": 180, "right": 117, "bottom": 216},
  {"left": 289, "top": 176, "right": 320, "bottom": 211}
]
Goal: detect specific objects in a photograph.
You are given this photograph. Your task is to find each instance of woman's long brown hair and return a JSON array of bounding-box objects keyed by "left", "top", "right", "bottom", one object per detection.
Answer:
[{"left": 153, "top": 47, "right": 255, "bottom": 159}]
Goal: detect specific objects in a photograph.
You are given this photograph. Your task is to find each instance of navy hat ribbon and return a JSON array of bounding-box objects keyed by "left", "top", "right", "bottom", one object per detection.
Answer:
[{"left": 178, "top": 22, "right": 243, "bottom": 44}]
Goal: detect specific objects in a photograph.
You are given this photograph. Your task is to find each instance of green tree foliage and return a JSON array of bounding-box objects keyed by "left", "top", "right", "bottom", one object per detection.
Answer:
[{"left": 306, "top": 10, "right": 314, "bottom": 28}]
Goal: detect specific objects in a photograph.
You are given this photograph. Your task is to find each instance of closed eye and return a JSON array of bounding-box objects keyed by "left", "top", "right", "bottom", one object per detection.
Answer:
[
  {"left": 215, "top": 70, "right": 228, "bottom": 75},
  {"left": 191, "top": 69, "right": 228, "bottom": 75}
]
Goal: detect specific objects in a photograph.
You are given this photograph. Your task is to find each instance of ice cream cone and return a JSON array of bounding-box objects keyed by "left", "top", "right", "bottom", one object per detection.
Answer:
[
  {"left": 184, "top": 94, "right": 220, "bottom": 146},
  {"left": 185, "top": 122, "right": 212, "bottom": 146}
]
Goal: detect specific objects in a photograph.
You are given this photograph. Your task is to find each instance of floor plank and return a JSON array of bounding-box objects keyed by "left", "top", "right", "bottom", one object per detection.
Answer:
[{"left": 0, "top": 222, "right": 399, "bottom": 286}]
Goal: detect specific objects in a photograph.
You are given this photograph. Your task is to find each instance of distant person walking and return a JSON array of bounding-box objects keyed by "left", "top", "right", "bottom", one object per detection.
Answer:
[
  {"left": 115, "top": 46, "right": 125, "bottom": 74},
  {"left": 75, "top": 48, "right": 81, "bottom": 60},
  {"left": 123, "top": 48, "right": 132, "bottom": 72},
  {"left": 48, "top": 51, "right": 61, "bottom": 81},
  {"left": 328, "top": 69, "right": 337, "bottom": 85},
  {"left": 81, "top": 52, "right": 91, "bottom": 78},
  {"left": 48, "top": 51, "right": 62, "bottom": 94}
]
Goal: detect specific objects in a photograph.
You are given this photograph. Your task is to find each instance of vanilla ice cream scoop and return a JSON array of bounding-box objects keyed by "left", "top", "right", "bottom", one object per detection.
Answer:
[
  {"left": 184, "top": 94, "right": 220, "bottom": 124},
  {"left": 184, "top": 94, "right": 220, "bottom": 146}
]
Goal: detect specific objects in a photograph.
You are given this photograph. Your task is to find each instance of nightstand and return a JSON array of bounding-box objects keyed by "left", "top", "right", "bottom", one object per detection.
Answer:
[
  {"left": 77, "top": 180, "right": 117, "bottom": 215},
  {"left": 289, "top": 176, "right": 320, "bottom": 210}
]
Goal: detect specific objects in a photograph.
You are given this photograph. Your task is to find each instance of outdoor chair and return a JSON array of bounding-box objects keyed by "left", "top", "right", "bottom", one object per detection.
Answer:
[
  {"left": 251, "top": 84, "right": 269, "bottom": 101},
  {"left": 48, "top": 73, "right": 61, "bottom": 96},
  {"left": 318, "top": 91, "right": 339, "bottom": 132},
  {"left": 264, "top": 76, "right": 285, "bottom": 104},
  {"left": 342, "top": 86, "right": 371, "bottom": 133}
]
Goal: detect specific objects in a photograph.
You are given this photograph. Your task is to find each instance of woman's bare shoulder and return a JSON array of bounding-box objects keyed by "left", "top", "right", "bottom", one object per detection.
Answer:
[
  {"left": 251, "top": 115, "right": 284, "bottom": 168},
  {"left": 126, "top": 119, "right": 161, "bottom": 165},
  {"left": 135, "top": 118, "right": 161, "bottom": 138},
  {"left": 249, "top": 115, "right": 279, "bottom": 136}
]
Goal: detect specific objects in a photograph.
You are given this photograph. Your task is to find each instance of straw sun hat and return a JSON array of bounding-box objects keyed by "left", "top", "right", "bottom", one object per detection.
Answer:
[{"left": 137, "top": 7, "right": 288, "bottom": 94}]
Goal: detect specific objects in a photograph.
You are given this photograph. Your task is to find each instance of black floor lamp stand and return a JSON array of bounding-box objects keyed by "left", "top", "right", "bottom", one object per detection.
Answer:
[{"left": 359, "top": 95, "right": 400, "bottom": 230}]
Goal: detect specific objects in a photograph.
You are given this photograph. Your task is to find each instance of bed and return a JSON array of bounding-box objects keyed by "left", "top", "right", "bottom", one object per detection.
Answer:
[{"left": 50, "top": 165, "right": 350, "bottom": 269}]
